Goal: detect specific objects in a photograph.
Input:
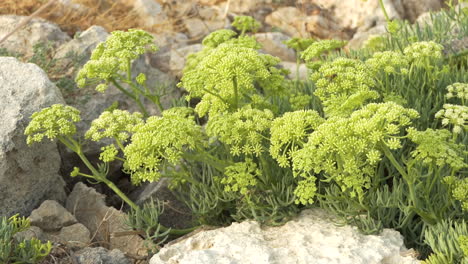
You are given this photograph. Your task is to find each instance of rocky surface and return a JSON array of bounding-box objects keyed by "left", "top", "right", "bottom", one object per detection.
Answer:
[
  {"left": 29, "top": 200, "right": 77, "bottom": 231},
  {"left": 74, "top": 247, "right": 131, "bottom": 264},
  {"left": 255, "top": 32, "right": 296, "bottom": 62},
  {"left": 0, "top": 15, "right": 70, "bottom": 57},
  {"left": 150, "top": 208, "right": 419, "bottom": 264},
  {"left": 0, "top": 57, "right": 66, "bottom": 217},
  {"left": 66, "top": 182, "right": 149, "bottom": 257}
]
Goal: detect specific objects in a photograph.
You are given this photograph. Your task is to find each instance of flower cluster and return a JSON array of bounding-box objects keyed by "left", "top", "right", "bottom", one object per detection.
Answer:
[
  {"left": 407, "top": 128, "right": 467, "bottom": 170},
  {"left": 291, "top": 102, "right": 419, "bottom": 203},
  {"left": 403, "top": 41, "right": 443, "bottom": 63},
  {"left": 270, "top": 110, "right": 324, "bottom": 168},
  {"left": 99, "top": 144, "right": 118, "bottom": 162},
  {"left": 289, "top": 93, "right": 312, "bottom": 110},
  {"left": 202, "top": 29, "right": 238, "bottom": 48},
  {"left": 231, "top": 16, "right": 261, "bottom": 34},
  {"left": 222, "top": 159, "right": 261, "bottom": 195},
  {"left": 123, "top": 114, "right": 203, "bottom": 184},
  {"left": 311, "top": 58, "right": 378, "bottom": 117},
  {"left": 206, "top": 107, "right": 274, "bottom": 156},
  {"left": 444, "top": 176, "right": 468, "bottom": 211},
  {"left": 366, "top": 51, "right": 409, "bottom": 75},
  {"left": 75, "top": 29, "right": 157, "bottom": 92},
  {"left": 300, "top": 39, "right": 346, "bottom": 62},
  {"left": 179, "top": 43, "right": 283, "bottom": 117},
  {"left": 85, "top": 109, "right": 144, "bottom": 142},
  {"left": 446, "top": 82, "right": 468, "bottom": 101},
  {"left": 435, "top": 104, "right": 467, "bottom": 134},
  {"left": 284, "top": 37, "right": 315, "bottom": 52},
  {"left": 460, "top": 235, "right": 468, "bottom": 257},
  {"left": 25, "top": 104, "right": 81, "bottom": 145}
]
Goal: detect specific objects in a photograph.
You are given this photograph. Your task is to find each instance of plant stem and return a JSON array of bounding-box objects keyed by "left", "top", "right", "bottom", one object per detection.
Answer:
[
  {"left": 232, "top": 76, "right": 239, "bottom": 110},
  {"left": 378, "top": 0, "right": 391, "bottom": 22},
  {"left": 111, "top": 78, "right": 149, "bottom": 117}
]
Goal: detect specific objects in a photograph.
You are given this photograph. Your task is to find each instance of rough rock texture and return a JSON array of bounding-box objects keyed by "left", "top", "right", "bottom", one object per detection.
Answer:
[
  {"left": 312, "top": 0, "right": 403, "bottom": 30},
  {"left": 0, "top": 57, "right": 66, "bottom": 217},
  {"left": 66, "top": 183, "right": 148, "bottom": 257},
  {"left": 52, "top": 223, "right": 91, "bottom": 248},
  {"left": 150, "top": 44, "right": 203, "bottom": 76},
  {"left": 218, "top": 0, "right": 272, "bottom": 13},
  {"left": 264, "top": 7, "right": 346, "bottom": 39},
  {"left": 122, "top": 0, "right": 167, "bottom": 27},
  {"left": 0, "top": 15, "right": 70, "bottom": 57},
  {"left": 29, "top": 200, "right": 77, "bottom": 231},
  {"left": 279, "top": 62, "right": 308, "bottom": 81},
  {"left": 150, "top": 209, "right": 419, "bottom": 264},
  {"left": 402, "top": 0, "right": 444, "bottom": 22},
  {"left": 130, "top": 178, "right": 194, "bottom": 229},
  {"left": 347, "top": 24, "right": 387, "bottom": 51},
  {"left": 74, "top": 247, "right": 131, "bottom": 264},
  {"left": 255, "top": 32, "right": 296, "bottom": 62}
]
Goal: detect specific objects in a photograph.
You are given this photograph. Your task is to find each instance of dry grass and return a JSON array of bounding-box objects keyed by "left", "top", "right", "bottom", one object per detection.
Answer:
[{"left": 0, "top": 0, "right": 176, "bottom": 36}]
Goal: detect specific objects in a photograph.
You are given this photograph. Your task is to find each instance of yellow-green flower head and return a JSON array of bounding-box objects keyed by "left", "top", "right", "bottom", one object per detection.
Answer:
[
  {"left": 407, "top": 128, "right": 467, "bottom": 170},
  {"left": 311, "top": 57, "right": 377, "bottom": 117},
  {"left": 291, "top": 102, "right": 418, "bottom": 202},
  {"left": 231, "top": 16, "right": 261, "bottom": 34},
  {"left": 446, "top": 82, "right": 468, "bottom": 101},
  {"left": 294, "top": 176, "right": 317, "bottom": 205},
  {"left": 403, "top": 41, "right": 443, "bottom": 62},
  {"left": 300, "top": 39, "right": 346, "bottom": 62},
  {"left": 207, "top": 107, "right": 274, "bottom": 156},
  {"left": 85, "top": 109, "right": 144, "bottom": 142},
  {"left": 270, "top": 110, "right": 324, "bottom": 168},
  {"left": 99, "top": 144, "right": 118, "bottom": 162},
  {"left": 435, "top": 104, "right": 467, "bottom": 134},
  {"left": 366, "top": 51, "right": 409, "bottom": 75},
  {"left": 162, "top": 107, "right": 196, "bottom": 119},
  {"left": 179, "top": 43, "right": 283, "bottom": 117},
  {"left": 222, "top": 158, "right": 261, "bottom": 195},
  {"left": 202, "top": 29, "right": 238, "bottom": 48},
  {"left": 25, "top": 104, "right": 81, "bottom": 145},
  {"left": 289, "top": 93, "right": 312, "bottom": 110},
  {"left": 75, "top": 29, "right": 158, "bottom": 92},
  {"left": 363, "top": 35, "right": 386, "bottom": 52},
  {"left": 123, "top": 114, "right": 203, "bottom": 185},
  {"left": 284, "top": 37, "right": 315, "bottom": 53}
]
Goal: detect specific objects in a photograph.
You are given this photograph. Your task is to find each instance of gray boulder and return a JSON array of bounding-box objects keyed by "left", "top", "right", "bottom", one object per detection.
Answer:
[
  {"left": 74, "top": 247, "right": 131, "bottom": 264},
  {"left": 29, "top": 200, "right": 77, "bottom": 231},
  {"left": 0, "top": 57, "right": 66, "bottom": 217},
  {"left": 255, "top": 32, "right": 296, "bottom": 62},
  {"left": 0, "top": 15, "right": 70, "bottom": 57}
]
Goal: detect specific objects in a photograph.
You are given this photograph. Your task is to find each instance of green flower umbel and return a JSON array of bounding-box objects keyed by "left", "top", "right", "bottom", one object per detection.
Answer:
[{"left": 25, "top": 104, "right": 81, "bottom": 145}]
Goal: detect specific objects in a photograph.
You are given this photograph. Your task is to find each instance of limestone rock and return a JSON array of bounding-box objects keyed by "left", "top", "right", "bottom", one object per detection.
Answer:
[
  {"left": 347, "top": 24, "right": 387, "bottom": 51},
  {"left": 279, "top": 62, "right": 308, "bottom": 81},
  {"left": 29, "top": 200, "right": 77, "bottom": 231},
  {"left": 150, "top": 208, "right": 419, "bottom": 264},
  {"left": 402, "top": 0, "right": 444, "bottom": 22},
  {"left": 265, "top": 7, "right": 345, "bottom": 39},
  {"left": 66, "top": 183, "right": 148, "bottom": 257},
  {"left": 312, "top": 0, "right": 403, "bottom": 30},
  {"left": 0, "top": 15, "right": 70, "bottom": 58},
  {"left": 125, "top": 0, "right": 167, "bottom": 27},
  {"left": 0, "top": 57, "right": 66, "bottom": 217},
  {"left": 255, "top": 32, "right": 296, "bottom": 62},
  {"left": 51, "top": 223, "right": 91, "bottom": 248},
  {"left": 150, "top": 44, "right": 203, "bottom": 76},
  {"left": 221, "top": 0, "right": 272, "bottom": 13},
  {"left": 74, "top": 247, "right": 131, "bottom": 264}
]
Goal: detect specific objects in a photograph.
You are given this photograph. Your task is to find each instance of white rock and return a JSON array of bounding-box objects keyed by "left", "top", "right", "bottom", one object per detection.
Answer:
[
  {"left": 0, "top": 57, "right": 66, "bottom": 217},
  {"left": 255, "top": 32, "right": 296, "bottom": 62},
  {"left": 279, "top": 62, "right": 308, "bottom": 80},
  {"left": 130, "top": 0, "right": 167, "bottom": 27},
  {"left": 150, "top": 209, "right": 419, "bottom": 264},
  {"left": 0, "top": 15, "right": 70, "bottom": 57}
]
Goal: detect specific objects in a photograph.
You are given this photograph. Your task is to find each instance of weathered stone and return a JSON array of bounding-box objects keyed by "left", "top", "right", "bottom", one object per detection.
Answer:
[
  {"left": 123, "top": 0, "right": 167, "bottom": 27},
  {"left": 130, "top": 178, "right": 194, "bottom": 229},
  {"left": 51, "top": 223, "right": 91, "bottom": 248},
  {"left": 66, "top": 183, "right": 148, "bottom": 257},
  {"left": 401, "top": 0, "right": 444, "bottom": 22},
  {"left": 150, "top": 208, "right": 419, "bottom": 264},
  {"left": 279, "top": 62, "right": 308, "bottom": 81},
  {"left": 14, "top": 226, "right": 46, "bottom": 242},
  {"left": 255, "top": 32, "right": 296, "bottom": 62},
  {"left": 74, "top": 247, "right": 131, "bottom": 264},
  {"left": 0, "top": 57, "right": 66, "bottom": 217},
  {"left": 265, "top": 7, "right": 346, "bottom": 39},
  {"left": 0, "top": 15, "right": 70, "bottom": 58},
  {"left": 312, "top": 0, "right": 403, "bottom": 30},
  {"left": 150, "top": 44, "right": 203, "bottom": 76},
  {"left": 218, "top": 0, "right": 272, "bottom": 13},
  {"left": 29, "top": 200, "right": 77, "bottom": 231},
  {"left": 347, "top": 24, "right": 387, "bottom": 51}
]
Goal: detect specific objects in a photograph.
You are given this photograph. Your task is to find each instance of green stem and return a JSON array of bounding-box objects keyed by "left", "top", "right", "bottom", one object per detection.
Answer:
[
  {"left": 232, "top": 76, "right": 239, "bottom": 110},
  {"left": 101, "top": 177, "right": 139, "bottom": 210},
  {"left": 110, "top": 78, "right": 149, "bottom": 117},
  {"left": 378, "top": 0, "right": 391, "bottom": 22}
]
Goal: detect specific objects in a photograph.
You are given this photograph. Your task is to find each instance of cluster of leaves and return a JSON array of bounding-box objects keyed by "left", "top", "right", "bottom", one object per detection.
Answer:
[
  {"left": 24, "top": 8, "right": 468, "bottom": 262},
  {"left": 0, "top": 215, "right": 52, "bottom": 264}
]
